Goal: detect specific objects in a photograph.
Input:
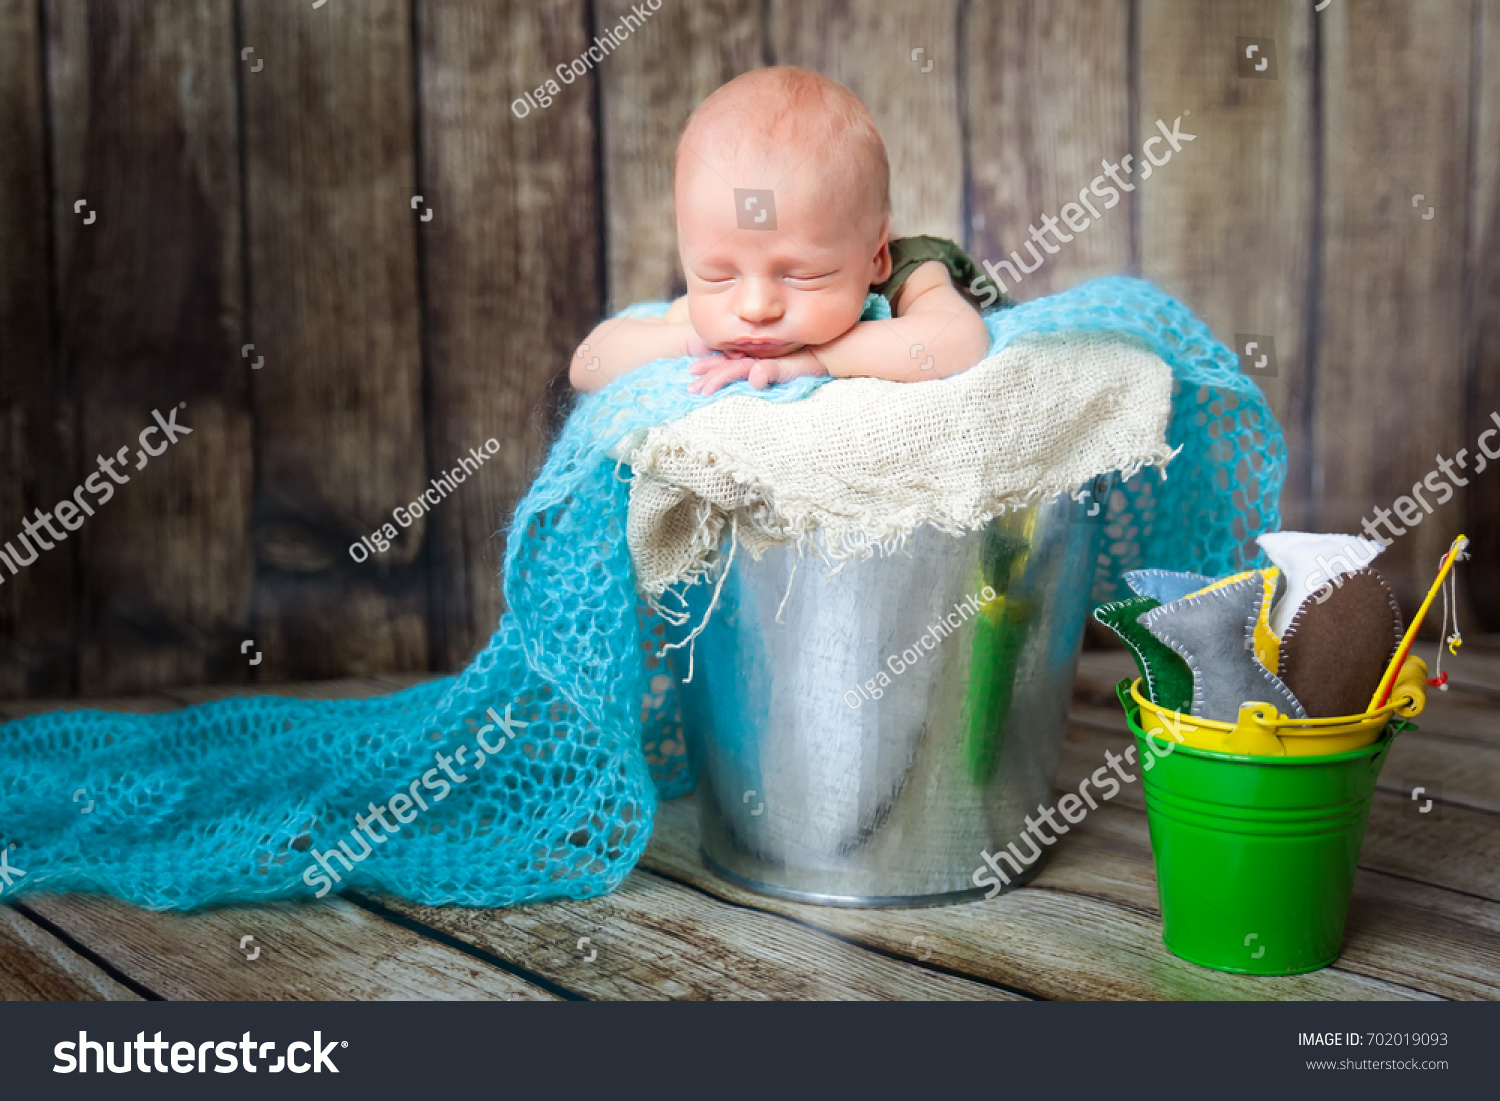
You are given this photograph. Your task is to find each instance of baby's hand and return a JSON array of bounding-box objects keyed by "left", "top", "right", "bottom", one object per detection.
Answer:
[{"left": 687, "top": 349, "right": 826, "bottom": 396}]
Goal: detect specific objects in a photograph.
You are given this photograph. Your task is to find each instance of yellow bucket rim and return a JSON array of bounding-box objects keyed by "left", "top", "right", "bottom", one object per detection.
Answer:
[{"left": 1126, "top": 656, "right": 1426, "bottom": 756}]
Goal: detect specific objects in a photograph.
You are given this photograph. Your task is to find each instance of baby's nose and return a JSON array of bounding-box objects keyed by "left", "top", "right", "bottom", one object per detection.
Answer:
[{"left": 734, "top": 280, "right": 784, "bottom": 324}]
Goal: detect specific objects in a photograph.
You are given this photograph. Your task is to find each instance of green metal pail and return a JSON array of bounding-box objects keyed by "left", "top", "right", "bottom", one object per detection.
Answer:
[{"left": 1119, "top": 680, "right": 1404, "bottom": 975}]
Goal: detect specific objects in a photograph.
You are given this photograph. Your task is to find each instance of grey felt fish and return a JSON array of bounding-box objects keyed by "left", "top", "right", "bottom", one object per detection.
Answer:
[{"left": 1139, "top": 573, "right": 1307, "bottom": 723}]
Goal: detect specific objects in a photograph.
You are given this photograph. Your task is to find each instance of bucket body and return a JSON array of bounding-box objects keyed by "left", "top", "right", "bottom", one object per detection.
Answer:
[
  {"left": 1125, "top": 700, "right": 1398, "bottom": 974},
  {"left": 664, "top": 482, "right": 1109, "bottom": 906}
]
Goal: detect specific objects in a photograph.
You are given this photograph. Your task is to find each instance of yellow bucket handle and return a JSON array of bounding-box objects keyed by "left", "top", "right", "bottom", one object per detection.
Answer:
[{"left": 1128, "top": 655, "right": 1426, "bottom": 756}]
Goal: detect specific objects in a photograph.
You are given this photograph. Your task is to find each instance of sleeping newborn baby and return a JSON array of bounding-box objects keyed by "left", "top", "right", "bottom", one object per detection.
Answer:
[{"left": 570, "top": 66, "right": 1002, "bottom": 396}]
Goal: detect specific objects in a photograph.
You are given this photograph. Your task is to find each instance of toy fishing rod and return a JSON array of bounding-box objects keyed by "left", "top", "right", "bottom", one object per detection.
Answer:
[{"left": 1368, "top": 534, "right": 1469, "bottom": 711}]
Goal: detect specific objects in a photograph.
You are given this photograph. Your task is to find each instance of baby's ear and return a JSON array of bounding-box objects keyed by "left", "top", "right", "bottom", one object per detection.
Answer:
[{"left": 871, "top": 220, "right": 893, "bottom": 282}]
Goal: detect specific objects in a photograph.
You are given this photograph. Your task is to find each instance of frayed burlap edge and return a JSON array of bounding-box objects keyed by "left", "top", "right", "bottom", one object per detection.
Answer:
[{"left": 623, "top": 332, "right": 1178, "bottom": 624}]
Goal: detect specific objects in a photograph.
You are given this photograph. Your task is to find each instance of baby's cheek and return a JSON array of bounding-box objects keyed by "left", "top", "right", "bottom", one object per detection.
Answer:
[
  {"left": 800, "top": 288, "right": 868, "bottom": 343},
  {"left": 687, "top": 296, "right": 728, "bottom": 345}
]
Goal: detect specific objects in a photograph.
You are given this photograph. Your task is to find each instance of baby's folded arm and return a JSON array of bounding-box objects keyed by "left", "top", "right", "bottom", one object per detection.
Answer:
[
  {"left": 569, "top": 316, "right": 697, "bottom": 391},
  {"left": 817, "top": 267, "right": 992, "bottom": 382}
]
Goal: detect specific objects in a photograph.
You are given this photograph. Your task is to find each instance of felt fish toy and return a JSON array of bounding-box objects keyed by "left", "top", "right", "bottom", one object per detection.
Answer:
[
  {"left": 1139, "top": 572, "right": 1306, "bottom": 723},
  {"left": 1124, "top": 569, "right": 1213, "bottom": 605},
  {"left": 1256, "top": 531, "right": 1385, "bottom": 638},
  {"left": 1093, "top": 595, "right": 1194, "bottom": 712},
  {"left": 1278, "top": 567, "right": 1402, "bottom": 717},
  {"left": 1178, "top": 567, "right": 1283, "bottom": 674}
]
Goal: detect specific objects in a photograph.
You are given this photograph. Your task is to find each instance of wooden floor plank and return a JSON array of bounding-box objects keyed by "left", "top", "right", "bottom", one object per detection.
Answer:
[
  {"left": 641, "top": 798, "right": 1430, "bottom": 1001},
  {"left": 1404, "top": 689, "right": 1500, "bottom": 748},
  {"left": 159, "top": 677, "right": 400, "bottom": 706},
  {"left": 1381, "top": 733, "right": 1500, "bottom": 814},
  {"left": 1341, "top": 872, "right": 1500, "bottom": 1001},
  {"left": 0, "top": 906, "right": 141, "bottom": 1001},
  {"left": 0, "top": 695, "right": 181, "bottom": 720},
  {"left": 370, "top": 672, "right": 445, "bottom": 691},
  {"left": 375, "top": 868, "right": 1018, "bottom": 1001},
  {"left": 1360, "top": 792, "right": 1500, "bottom": 904},
  {"left": 1073, "top": 647, "right": 1151, "bottom": 697},
  {"left": 1447, "top": 645, "right": 1500, "bottom": 695},
  {"left": 5, "top": 665, "right": 1491, "bottom": 1000},
  {"left": 21, "top": 895, "right": 555, "bottom": 1001}
]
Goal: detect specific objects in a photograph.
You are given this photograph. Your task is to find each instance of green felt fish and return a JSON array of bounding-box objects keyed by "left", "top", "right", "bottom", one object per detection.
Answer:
[{"left": 1091, "top": 594, "right": 1194, "bottom": 712}]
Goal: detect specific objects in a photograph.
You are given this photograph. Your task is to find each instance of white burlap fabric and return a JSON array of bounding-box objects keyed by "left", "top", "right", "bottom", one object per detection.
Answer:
[{"left": 623, "top": 332, "right": 1177, "bottom": 607}]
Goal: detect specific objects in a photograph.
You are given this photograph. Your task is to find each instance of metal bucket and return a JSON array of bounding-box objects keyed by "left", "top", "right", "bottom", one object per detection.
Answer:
[{"left": 664, "top": 476, "right": 1112, "bottom": 906}]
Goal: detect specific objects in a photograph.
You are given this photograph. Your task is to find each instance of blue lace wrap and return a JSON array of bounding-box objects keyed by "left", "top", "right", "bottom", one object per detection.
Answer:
[{"left": 0, "top": 277, "right": 1283, "bottom": 910}]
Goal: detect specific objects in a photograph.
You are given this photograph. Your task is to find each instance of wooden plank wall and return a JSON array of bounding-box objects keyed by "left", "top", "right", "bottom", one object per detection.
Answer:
[
  {"left": 1317, "top": 0, "right": 1475, "bottom": 617},
  {"left": 49, "top": 0, "right": 254, "bottom": 695},
  {"left": 1470, "top": 1, "right": 1500, "bottom": 627},
  {"left": 1138, "top": 0, "right": 1314, "bottom": 532},
  {"left": 0, "top": 0, "right": 69, "bottom": 698},
  {"left": 240, "top": 0, "right": 428, "bottom": 680},
  {"left": 0, "top": 0, "right": 1495, "bottom": 698}
]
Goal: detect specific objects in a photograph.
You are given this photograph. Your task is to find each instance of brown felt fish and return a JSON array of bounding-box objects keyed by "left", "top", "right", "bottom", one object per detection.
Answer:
[{"left": 1278, "top": 568, "right": 1402, "bottom": 718}]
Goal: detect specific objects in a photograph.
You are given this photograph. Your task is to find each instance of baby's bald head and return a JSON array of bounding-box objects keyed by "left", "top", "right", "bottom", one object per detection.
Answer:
[
  {"left": 672, "top": 68, "right": 895, "bottom": 356},
  {"left": 675, "top": 67, "right": 890, "bottom": 237}
]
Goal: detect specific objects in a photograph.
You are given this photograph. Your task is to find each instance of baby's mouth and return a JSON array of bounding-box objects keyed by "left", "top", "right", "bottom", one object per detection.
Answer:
[{"left": 721, "top": 338, "right": 799, "bottom": 356}]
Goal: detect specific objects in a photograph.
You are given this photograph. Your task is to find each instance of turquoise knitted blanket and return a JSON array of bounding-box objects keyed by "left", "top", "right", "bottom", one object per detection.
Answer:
[{"left": 0, "top": 278, "right": 1283, "bottom": 910}]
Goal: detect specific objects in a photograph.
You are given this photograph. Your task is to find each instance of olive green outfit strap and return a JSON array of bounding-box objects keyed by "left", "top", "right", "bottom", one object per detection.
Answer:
[{"left": 870, "top": 235, "right": 1013, "bottom": 314}]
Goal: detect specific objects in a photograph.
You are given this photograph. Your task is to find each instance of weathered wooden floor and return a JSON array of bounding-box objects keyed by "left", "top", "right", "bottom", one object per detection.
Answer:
[{"left": 3, "top": 642, "right": 1497, "bottom": 1001}]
